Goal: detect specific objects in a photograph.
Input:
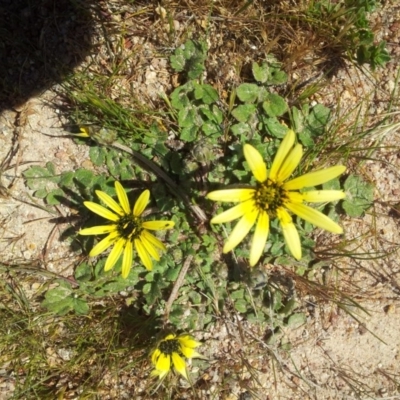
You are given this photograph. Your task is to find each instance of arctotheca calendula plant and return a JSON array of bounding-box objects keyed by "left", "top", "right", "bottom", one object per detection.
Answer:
[
  {"left": 151, "top": 333, "right": 203, "bottom": 380},
  {"left": 79, "top": 181, "right": 175, "bottom": 278},
  {"left": 207, "top": 129, "right": 346, "bottom": 265}
]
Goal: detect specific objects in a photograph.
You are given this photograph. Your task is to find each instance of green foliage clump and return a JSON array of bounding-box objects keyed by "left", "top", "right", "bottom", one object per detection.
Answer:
[
  {"left": 307, "top": 0, "right": 390, "bottom": 70},
  {"left": 21, "top": 36, "right": 359, "bottom": 356}
]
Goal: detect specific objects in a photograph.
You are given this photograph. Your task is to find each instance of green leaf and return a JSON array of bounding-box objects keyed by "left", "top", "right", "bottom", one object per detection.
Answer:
[
  {"left": 144, "top": 281, "right": 161, "bottom": 305},
  {"left": 231, "top": 104, "right": 257, "bottom": 122},
  {"left": 59, "top": 171, "right": 74, "bottom": 188},
  {"left": 236, "top": 83, "right": 260, "bottom": 103},
  {"left": 170, "top": 85, "right": 191, "bottom": 110},
  {"left": 231, "top": 122, "right": 252, "bottom": 137},
  {"left": 262, "top": 93, "right": 288, "bottom": 117},
  {"left": 264, "top": 117, "right": 289, "bottom": 138},
  {"left": 169, "top": 306, "right": 184, "bottom": 325},
  {"left": 178, "top": 107, "right": 200, "bottom": 128},
  {"left": 145, "top": 272, "right": 154, "bottom": 282},
  {"left": 89, "top": 146, "right": 107, "bottom": 166},
  {"left": 170, "top": 52, "right": 186, "bottom": 72},
  {"left": 75, "top": 262, "right": 92, "bottom": 282},
  {"left": 23, "top": 165, "right": 56, "bottom": 190},
  {"left": 231, "top": 289, "right": 244, "bottom": 300},
  {"left": 234, "top": 299, "right": 248, "bottom": 313},
  {"left": 46, "top": 188, "right": 64, "bottom": 205},
  {"left": 180, "top": 125, "right": 198, "bottom": 142},
  {"left": 199, "top": 105, "right": 223, "bottom": 124},
  {"left": 323, "top": 177, "right": 341, "bottom": 191},
  {"left": 72, "top": 298, "right": 90, "bottom": 315},
  {"left": 297, "top": 131, "right": 313, "bottom": 147},
  {"left": 202, "top": 121, "right": 222, "bottom": 136},
  {"left": 94, "top": 279, "right": 130, "bottom": 296},
  {"left": 41, "top": 281, "right": 74, "bottom": 315},
  {"left": 290, "top": 106, "right": 304, "bottom": 133},
  {"left": 165, "top": 266, "right": 181, "bottom": 281},
  {"left": 42, "top": 296, "right": 75, "bottom": 315},
  {"left": 267, "top": 68, "right": 287, "bottom": 85},
  {"left": 252, "top": 62, "right": 269, "bottom": 83},
  {"left": 143, "top": 282, "right": 152, "bottom": 295},
  {"left": 170, "top": 40, "right": 207, "bottom": 79},
  {"left": 106, "top": 150, "right": 122, "bottom": 177},
  {"left": 286, "top": 313, "right": 307, "bottom": 328},
  {"left": 74, "top": 168, "right": 95, "bottom": 187},
  {"left": 279, "top": 298, "right": 297, "bottom": 315},
  {"left": 305, "top": 104, "right": 331, "bottom": 136},
  {"left": 194, "top": 84, "right": 218, "bottom": 104},
  {"left": 34, "top": 188, "right": 48, "bottom": 199},
  {"left": 189, "top": 291, "right": 202, "bottom": 304},
  {"left": 46, "top": 162, "right": 57, "bottom": 176},
  {"left": 342, "top": 175, "right": 374, "bottom": 217}
]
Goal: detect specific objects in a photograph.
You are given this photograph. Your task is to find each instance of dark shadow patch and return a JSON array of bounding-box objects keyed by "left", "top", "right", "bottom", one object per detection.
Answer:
[{"left": 0, "top": 0, "right": 95, "bottom": 111}]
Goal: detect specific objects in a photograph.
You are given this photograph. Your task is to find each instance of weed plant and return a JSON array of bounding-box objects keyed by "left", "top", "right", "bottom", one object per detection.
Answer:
[{"left": 0, "top": 0, "right": 397, "bottom": 398}]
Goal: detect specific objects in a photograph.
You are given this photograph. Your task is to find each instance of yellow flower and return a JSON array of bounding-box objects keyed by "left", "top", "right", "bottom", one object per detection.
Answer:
[
  {"left": 79, "top": 181, "right": 175, "bottom": 278},
  {"left": 151, "top": 333, "right": 202, "bottom": 380},
  {"left": 207, "top": 130, "right": 346, "bottom": 266},
  {"left": 74, "top": 126, "right": 90, "bottom": 138}
]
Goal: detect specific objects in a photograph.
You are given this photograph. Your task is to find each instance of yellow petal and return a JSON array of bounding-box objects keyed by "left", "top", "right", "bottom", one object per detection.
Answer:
[
  {"left": 151, "top": 348, "right": 161, "bottom": 365},
  {"left": 155, "top": 353, "right": 171, "bottom": 376},
  {"left": 141, "top": 230, "right": 166, "bottom": 251},
  {"left": 210, "top": 200, "right": 253, "bottom": 224},
  {"left": 301, "top": 190, "right": 346, "bottom": 202},
  {"left": 135, "top": 238, "right": 153, "bottom": 270},
  {"left": 115, "top": 181, "right": 131, "bottom": 214},
  {"left": 285, "top": 202, "right": 343, "bottom": 234},
  {"left": 283, "top": 166, "right": 346, "bottom": 190},
  {"left": 133, "top": 190, "right": 150, "bottom": 217},
  {"left": 79, "top": 225, "right": 116, "bottom": 235},
  {"left": 95, "top": 190, "right": 124, "bottom": 216},
  {"left": 178, "top": 335, "right": 201, "bottom": 349},
  {"left": 89, "top": 232, "right": 119, "bottom": 257},
  {"left": 243, "top": 144, "right": 267, "bottom": 183},
  {"left": 164, "top": 334, "right": 176, "bottom": 341},
  {"left": 269, "top": 129, "right": 295, "bottom": 180},
  {"left": 84, "top": 201, "right": 119, "bottom": 222},
  {"left": 172, "top": 352, "right": 187, "bottom": 380},
  {"left": 121, "top": 240, "right": 133, "bottom": 278},
  {"left": 72, "top": 127, "right": 90, "bottom": 137},
  {"left": 207, "top": 188, "right": 255, "bottom": 202},
  {"left": 286, "top": 191, "right": 304, "bottom": 203},
  {"left": 223, "top": 208, "right": 258, "bottom": 253},
  {"left": 249, "top": 211, "right": 269, "bottom": 266},
  {"left": 142, "top": 220, "right": 175, "bottom": 230},
  {"left": 151, "top": 368, "right": 168, "bottom": 379},
  {"left": 140, "top": 235, "right": 160, "bottom": 261},
  {"left": 277, "top": 208, "right": 302, "bottom": 260},
  {"left": 276, "top": 143, "right": 303, "bottom": 182},
  {"left": 180, "top": 346, "right": 202, "bottom": 359},
  {"left": 104, "top": 238, "right": 125, "bottom": 271}
]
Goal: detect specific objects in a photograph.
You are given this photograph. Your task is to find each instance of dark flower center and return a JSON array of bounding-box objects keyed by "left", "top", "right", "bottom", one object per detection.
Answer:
[
  {"left": 116, "top": 215, "right": 142, "bottom": 240},
  {"left": 253, "top": 179, "right": 287, "bottom": 217},
  {"left": 159, "top": 338, "right": 181, "bottom": 355}
]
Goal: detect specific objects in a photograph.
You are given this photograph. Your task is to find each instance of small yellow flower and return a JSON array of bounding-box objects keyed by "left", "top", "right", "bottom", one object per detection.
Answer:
[
  {"left": 151, "top": 333, "right": 202, "bottom": 380},
  {"left": 74, "top": 126, "right": 90, "bottom": 138},
  {"left": 207, "top": 130, "right": 346, "bottom": 265},
  {"left": 79, "top": 181, "right": 175, "bottom": 278}
]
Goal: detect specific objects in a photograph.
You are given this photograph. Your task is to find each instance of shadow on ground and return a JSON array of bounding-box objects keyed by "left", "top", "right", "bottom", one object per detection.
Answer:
[{"left": 0, "top": 0, "right": 96, "bottom": 111}]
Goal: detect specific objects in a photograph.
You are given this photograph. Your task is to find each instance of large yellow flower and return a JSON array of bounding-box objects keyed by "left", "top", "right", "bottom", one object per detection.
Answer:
[
  {"left": 151, "top": 333, "right": 202, "bottom": 380},
  {"left": 207, "top": 130, "right": 346, "bottom": 266},
  {"left": 79, "top": 181, "right": 175, "bottom": 278}
]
